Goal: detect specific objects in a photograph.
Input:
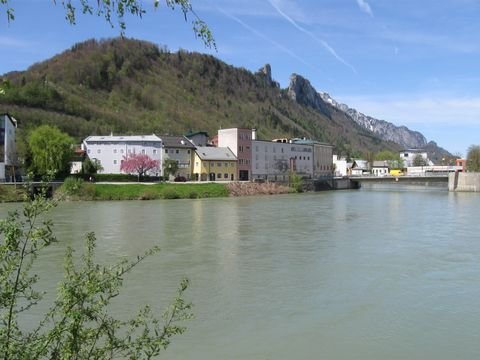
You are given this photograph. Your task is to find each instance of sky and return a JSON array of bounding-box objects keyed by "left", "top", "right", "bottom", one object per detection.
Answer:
[{"left": 1, "top": 0, "right": 480, "bottom": 156}]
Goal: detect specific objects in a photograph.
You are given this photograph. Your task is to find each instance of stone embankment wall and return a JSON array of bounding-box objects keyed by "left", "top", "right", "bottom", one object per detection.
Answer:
[
  {"left": 449, "top": 172, "right": 480, "bottom": 192},
  {"left": 227, "top": 182, "right": 292, "bottom": 196}
]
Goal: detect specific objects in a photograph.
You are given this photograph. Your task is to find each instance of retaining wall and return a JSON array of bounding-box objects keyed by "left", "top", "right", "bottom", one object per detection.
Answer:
[{"left": 449, "top": 172, "right": 480, "bottom": 192}]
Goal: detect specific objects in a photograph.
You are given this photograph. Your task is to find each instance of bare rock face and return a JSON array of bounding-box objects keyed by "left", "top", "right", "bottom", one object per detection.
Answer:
[
  {"left": 256, "top": 64, "right": 279, "bottom": 88},
  {"left": 319, "top": 92, "right": 427, "bottom": 149},
  {"left": 287, "top": 74, "right": 331, "bottom": 117},
  {"left": 287, "top": 73, "right": 431, "bottom": 149}
]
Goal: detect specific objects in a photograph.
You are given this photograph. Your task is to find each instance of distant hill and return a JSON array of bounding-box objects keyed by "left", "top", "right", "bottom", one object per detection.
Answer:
[{"left": 0, "top": 37, "right": 448, "bottom": 161}]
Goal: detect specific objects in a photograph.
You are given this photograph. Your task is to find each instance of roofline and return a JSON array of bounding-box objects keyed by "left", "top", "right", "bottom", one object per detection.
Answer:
[{"left": 1, "top": 113, "right": 18, "bottom": 128}]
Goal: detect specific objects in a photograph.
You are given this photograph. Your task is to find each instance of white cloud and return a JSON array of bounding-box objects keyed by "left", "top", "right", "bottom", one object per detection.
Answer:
[
  {"left": 356, "top": 0, "right": 374, "bottom": 17},
  {"left": 0, "top": 36, "right": 30, "bottom": 48},
  {"left": 220, "top": 9, "right": 317, "bottom": 70},
  {"left": 267, "top": 0, "right": 357, "bottom": 73}
]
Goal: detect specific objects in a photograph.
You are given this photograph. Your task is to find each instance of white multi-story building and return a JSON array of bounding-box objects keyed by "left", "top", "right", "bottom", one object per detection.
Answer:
[
  {"left": 251, "top": 139, "right": 314, "bottom": 181},
  {"left": 82, "top": 135, "right": 163, "bottom": 176},
  {"left": 0, "top": 113, "right": 17, "bottom": 182},
  {"left": 290, "top": 139, "right": 333, "bottom": 178}
]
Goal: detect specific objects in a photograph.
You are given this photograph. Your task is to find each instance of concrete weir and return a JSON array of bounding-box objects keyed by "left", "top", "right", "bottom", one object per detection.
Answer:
[{"left": 449, "top": 172, "right": 480, "bottom": 192}]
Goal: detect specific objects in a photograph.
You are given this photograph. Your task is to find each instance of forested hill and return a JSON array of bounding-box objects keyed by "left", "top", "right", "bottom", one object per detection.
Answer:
[{"left": 0, "top": 37, "right": 401, "bottom": 157}]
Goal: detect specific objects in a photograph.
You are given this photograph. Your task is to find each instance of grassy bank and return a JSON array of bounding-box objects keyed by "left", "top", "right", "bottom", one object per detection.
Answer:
[
  {"left": 0, "top": 185, "right": 27, "bottom": 202},
  {"left": 1, "top": 180, "right": 298, "bottom": 202},
  {"left": 58, "top": 180, "right": 230, "bottom": 201}
]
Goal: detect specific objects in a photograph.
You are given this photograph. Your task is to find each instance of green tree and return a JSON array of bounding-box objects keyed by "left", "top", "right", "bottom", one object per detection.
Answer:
[
  {"left": 163, "top": 159, "right": 179, "bottom": 179},
  {"left": 27, "top": 125, "right": 74, "bottom": 178},
  {"left": 375, "top": 150, "right": 404, "bottom": 169},
  {"left": 413, "top": 153, "right": 428, "bottom": 167},
  {"left": 81, "top": 158, "right": 103, "bottom": 178},
  {"left": 466, "top": 145, "right": 480, "bottom": 172},
  {"left": 0, "top": 0, "right": 214, "bottom": 48},
  {"left": 0, "top": 188, "right": 192, "bottom": 359}
]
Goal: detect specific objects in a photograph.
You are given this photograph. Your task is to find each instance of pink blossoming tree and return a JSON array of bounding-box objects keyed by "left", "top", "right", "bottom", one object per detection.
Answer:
[{"left": 120, "top": 153, "right": 160, "bottom": 181}]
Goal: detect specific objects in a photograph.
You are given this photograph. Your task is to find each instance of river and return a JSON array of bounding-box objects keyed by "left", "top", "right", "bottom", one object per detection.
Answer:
[{"left": 2, "top": 185, "right": 480, "bottom": 359}]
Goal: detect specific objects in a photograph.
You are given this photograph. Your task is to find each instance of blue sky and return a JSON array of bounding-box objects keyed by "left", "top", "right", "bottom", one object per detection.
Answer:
[{"left": 1, "top": 0, "right": 479, "bottom": 156}]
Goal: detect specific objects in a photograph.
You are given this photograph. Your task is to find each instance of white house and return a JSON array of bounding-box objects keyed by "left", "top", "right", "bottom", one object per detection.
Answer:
[
  {"left": 333, "top": 155, "right": 348, "bottom": 177},
  {"left": 351, "top": 160, "right": 370, "bottom": 176},
  {"left": 0, "top": 113, "right": 17, "bottom": 182},
  {"left": 82, "top": 135, "right": 163, "bottom": 176},
  {"left": 372, "top": 160, "right": 390, "bottom": 176},
  {"left": 400, "top": 149, "right": 432, "bottom": 167}
]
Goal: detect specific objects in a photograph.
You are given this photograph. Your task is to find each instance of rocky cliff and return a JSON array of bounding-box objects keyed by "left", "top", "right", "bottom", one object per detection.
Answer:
[
  {"left": 319, "top": 92, "right": 427, "bottom": 149},
  {"left": 287, "top": 73, "right": 428, "bottom": 149}
]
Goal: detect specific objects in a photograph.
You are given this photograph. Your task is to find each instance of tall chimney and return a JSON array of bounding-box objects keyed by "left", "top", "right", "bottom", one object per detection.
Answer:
[{"left": 252, "top": 128, "right": 257, "bottom": 140}]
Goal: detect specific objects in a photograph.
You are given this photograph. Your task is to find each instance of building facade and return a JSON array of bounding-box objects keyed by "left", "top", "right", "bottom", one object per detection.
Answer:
[
  {"left": 161, "top": 136, "right": 196, "bottom": 180},
  {"left": 82, "top": 135, "right": 163, "bottom": 176},
  {"left": 251, "top": 139, "right": 314, "bottom": 181},
  {"left": 0, "top": 113, "right": 17, "bottom": 182},
  {"left": 193, "top": 146, "right": 237, "bottom": 181},
  {"left": 290, "top": 139, "right": 333, "bottom": 178},
  {"left": 218, "top": 128, "right": 254, "bottom": 181},
  {"left": 400, "top": 149, "right": 431, "bottom": 167}
]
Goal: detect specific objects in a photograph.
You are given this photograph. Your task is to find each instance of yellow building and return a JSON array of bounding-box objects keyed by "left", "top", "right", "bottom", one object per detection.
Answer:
[{"left": 193, "top": 146, "right": 237, "bottom": 181}]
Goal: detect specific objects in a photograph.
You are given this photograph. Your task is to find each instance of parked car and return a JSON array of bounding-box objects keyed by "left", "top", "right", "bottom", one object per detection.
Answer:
[{"left": 174, "top": 176, "right": 187, "bottom": 182}]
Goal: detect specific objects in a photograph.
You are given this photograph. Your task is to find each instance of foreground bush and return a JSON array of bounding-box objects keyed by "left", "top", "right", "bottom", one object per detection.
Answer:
[{"left": 0, "top": 188, "right": 192, "bottom": 359}]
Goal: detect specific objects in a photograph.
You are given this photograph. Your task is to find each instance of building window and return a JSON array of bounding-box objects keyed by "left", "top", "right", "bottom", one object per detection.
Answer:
[
  {"left": 217, "top": 162, "right": 222, "bottom": 167},
  {"left": 142, "top": 149, "right": 145, "bottom": 154},
  {"left": 120, "top": 149, "right": 124, "bottom": 154},
  {"left": 153, "top": 149, "right": 157, "bottom": 154},
  {"left": 113, "top": 160, "right": 117, "bottom": 164},
  {"left": 114, "top": 149, "right": 117, "bottom": 154},
  {"left": 224, "top": 173, "right": 228, "bottom": 178},
  {"left": 188, "top": 150, "right": 191, "bottom": 154},
  {"left": 224, "top": 162, "right": 228, "bottom": 167},
  {"left": 211, "top": 162, "right": 215, "bottom": 167},
  {"left": 239, "top": 145, "right": 243, "bottom": 152},
  {"left": 87, "top": 149, "right": 91, "bottom": 154},
  {"left": 196, "top": 162, "right": 199, "bottom": 166},
  {"left": 217, "top": 173, "right": 222, "bottom": 179},
  {"left": 176, "top": 149, "right": 179, "bottom": 154},
  {"left": 97, "top": 149, "right": 101, "bottom": 154},
  {"left": 165, "top": 149, "right": 169, "bottom": 153}
]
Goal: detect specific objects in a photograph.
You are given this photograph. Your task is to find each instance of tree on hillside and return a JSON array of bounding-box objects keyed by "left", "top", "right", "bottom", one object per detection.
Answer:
[
  {"left": 466, "top": 145, "right": 480, "bottom": 172},
  {"left": 121, "top": 153, "right": 160, "bottom": 180},
  {"left": 375, "top": 150, "right": 404, "bottom": 169},
  {"left": 1, "top": 0, "right": 214, "bottom": 48},
  {"left": 27, "top": 125, "right": 74, "bottom": 178}
]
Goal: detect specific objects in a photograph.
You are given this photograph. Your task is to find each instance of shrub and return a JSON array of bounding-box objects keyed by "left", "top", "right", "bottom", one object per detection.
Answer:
[
  {"left": 163, "top": 188, "right": 180, "bottom": 199},
  {"left": 61, "top": 177, "right": 84, "bottom": 195},
  {"left": 0, "top": 187, "right": 193, "bottom": 359},
  {"left": 79, "top": 182, "right": 97, "bottom": 200},
  {"left": 140, "top": 190, "right": 159, "bottom": 200},
  {"left": 188, "top": 191, "right": 199, "bottom": 199}
]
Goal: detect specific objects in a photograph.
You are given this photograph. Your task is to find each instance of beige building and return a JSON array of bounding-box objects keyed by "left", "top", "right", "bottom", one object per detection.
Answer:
[{"left": 193, "top": 146, "right": 237, "bottom": 181}]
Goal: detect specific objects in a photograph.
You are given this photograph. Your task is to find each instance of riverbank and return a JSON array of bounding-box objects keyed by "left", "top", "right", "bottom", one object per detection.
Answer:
[{"left": 0, "top": 181, "right": 298, "bottom": 202}]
